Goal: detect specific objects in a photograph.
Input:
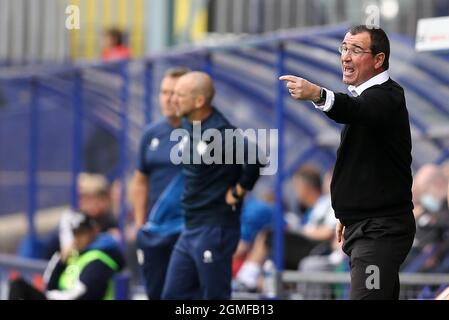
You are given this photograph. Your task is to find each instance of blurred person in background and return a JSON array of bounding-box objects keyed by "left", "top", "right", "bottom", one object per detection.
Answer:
[
  {"left": 235, "top": 165, "right": 336, "bottom": 292},
  {"left": 402, "top": 164, "right": 449, "bottom": 273},
  {"left": 232, "top": 192, "right": 274, "bottom": 279},
  {"left": 295, "top": 169, "right": 346, "bottom": 299},
  {"left": 42, "top": 173, "right": 119, "bottom": 260},
  {"left": 412, "top": 164, "right": 448, "bottom": 220},
  {"left": 101, "top": 28, "right": 131, "bottom": 62},
  {"left": 131, "top": 67, "right": 189, "bottom": 299},
  {"left": 9, "top": 212, "right": 125, "bottom": 300},
  {"left": 279, "top": 166, "right": 336, "bottom": 265}
]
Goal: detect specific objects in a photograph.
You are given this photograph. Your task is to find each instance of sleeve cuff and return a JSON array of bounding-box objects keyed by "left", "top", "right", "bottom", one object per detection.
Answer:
[{"left": 313, "top": 88, "right": 335, "bottom": 112}]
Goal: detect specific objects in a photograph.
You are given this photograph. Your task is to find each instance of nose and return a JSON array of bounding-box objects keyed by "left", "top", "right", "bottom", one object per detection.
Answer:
[
  {"left": 171, "top": 94, "right": 178, "bottom": 106},
  {"left": 341, "top": 52, "right": 351, "bottom": 63}
]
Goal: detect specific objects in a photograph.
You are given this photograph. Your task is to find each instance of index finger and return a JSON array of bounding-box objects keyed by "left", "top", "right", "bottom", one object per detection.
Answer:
[{"left": 279, "top": 75, "right": 299, "bottom": 82}]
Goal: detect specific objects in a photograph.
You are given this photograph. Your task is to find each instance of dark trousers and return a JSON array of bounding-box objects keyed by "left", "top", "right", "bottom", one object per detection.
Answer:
[
  {"left": 341, "top": 213, "right": 416, "bottom": 300},
  {"left": 162, "top": 225, "right": 240, "bottom": 300},
  {"left": 9, "top": 278, "right": 46, "bottom": 300},
  {"left": 136, "top": 229, "right": 180, "bottom": 300}
]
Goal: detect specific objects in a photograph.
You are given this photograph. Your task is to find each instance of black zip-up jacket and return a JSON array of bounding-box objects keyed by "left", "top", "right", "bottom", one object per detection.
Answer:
[
  {"left": 180, "top": 107, "right": 263, "bottom": 229},
  {"left": 324, "top": 78, "right": 414, "bottom": 221}
]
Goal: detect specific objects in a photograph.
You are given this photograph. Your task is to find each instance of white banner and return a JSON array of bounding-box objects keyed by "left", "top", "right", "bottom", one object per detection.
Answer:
[{"left": 416, "top": 16, "right": 449, "bottom": 52}]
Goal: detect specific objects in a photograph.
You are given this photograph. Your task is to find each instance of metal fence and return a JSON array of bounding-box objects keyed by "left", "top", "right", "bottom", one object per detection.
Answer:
[
  {"left": 282, "top": 271, "right": 449, "bottom": 300},
  {"left": 2, "top": 252, "right": 448, "bottom": 300},
  {"left": 233, "top": 271, "right": 449, "bottom": 300},
  {"left": 0, "top": 254, "right": 48, "bottom": 300}
]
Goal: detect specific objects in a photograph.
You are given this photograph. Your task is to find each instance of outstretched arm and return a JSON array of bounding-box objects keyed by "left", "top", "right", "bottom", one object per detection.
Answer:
[{"left": 279, "top": 75, "right": 322, "bottom": 102}]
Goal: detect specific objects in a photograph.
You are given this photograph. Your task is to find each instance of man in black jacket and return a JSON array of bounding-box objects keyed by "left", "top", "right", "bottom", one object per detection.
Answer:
[
  {"left": 161, "top": 72, "right": 263, "bottom": 300},
  {"left": 280, "top": 25, "right": 416, "bottom": 299}
]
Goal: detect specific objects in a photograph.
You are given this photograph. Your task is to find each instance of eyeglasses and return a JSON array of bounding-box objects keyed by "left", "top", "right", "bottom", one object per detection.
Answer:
[{"left": 338, "top": 45, "right": 372, "bottom": 56}]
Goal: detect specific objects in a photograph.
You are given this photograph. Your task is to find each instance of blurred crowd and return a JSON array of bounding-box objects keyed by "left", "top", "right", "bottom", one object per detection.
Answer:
[
  {"left": 12, "top": 159, "right": 447, "bottom": 299},
  {"left": 6, "top": 27, "right": 449, "bottom": 300}
]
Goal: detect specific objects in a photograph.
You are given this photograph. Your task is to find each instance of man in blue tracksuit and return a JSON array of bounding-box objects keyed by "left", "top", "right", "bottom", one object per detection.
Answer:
[
  {"left": 131, "top": 68, "right": 189, "bottom": 299},
  {"left": 161, "top": 71, "right": 263, "bottom": 300}
]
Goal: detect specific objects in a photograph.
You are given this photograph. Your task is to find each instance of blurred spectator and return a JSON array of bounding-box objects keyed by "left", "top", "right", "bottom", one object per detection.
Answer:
[
  {"left": 101, "top": 28, "right": 131, "bottom": 62},
  {"left": 234, "top": 165, "right": 336, "bottom": 292},
  {"left": 411, "top": 164, "right": 446, "bottom": 217},
  {"left": 232, "top": 193, "right": 274, "bottom": 278},
  {"left": 403, "top": 164, "right": 449, "bottom": 272},
  {"left": 293, "top": 169, "right": 346, "bottom": 299},
  {"left": 9, "top": 212, "right": 125, "bottom": 300},
  {"left": 42, "top": 173, "right": 119, "bottom": 260},
  {"left": 277, "top": 166, "right": 336, "bottom": 265}
]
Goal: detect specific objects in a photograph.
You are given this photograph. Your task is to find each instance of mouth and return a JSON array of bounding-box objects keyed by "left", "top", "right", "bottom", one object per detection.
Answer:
[
  {"left": 343, "top": 66, "right": 355, "bottom": 77},
  {"left": 167, "top": 103, "right": 177, "bottom": 110}
]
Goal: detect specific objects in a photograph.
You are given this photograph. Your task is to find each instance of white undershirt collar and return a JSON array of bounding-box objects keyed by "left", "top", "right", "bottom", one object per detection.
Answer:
[{"left": 347, "top": 71, "right": 390, "bottom": 97}]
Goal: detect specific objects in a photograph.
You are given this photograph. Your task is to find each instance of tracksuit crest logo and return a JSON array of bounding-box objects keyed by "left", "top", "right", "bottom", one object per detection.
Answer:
[
  {"left": 203, "top": 250, "right": 213, "bottom": 263},
  {"left": 196, "top": 140, "right": 208, "bottom": 156},
  {"left": 149, "top": 138, "right": 160, "bottom": 151}
]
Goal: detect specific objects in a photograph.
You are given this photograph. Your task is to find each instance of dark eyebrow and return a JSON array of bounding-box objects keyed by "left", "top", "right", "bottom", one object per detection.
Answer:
[{"left": 341, "top": 42, "right": 365, "bottom": 50}]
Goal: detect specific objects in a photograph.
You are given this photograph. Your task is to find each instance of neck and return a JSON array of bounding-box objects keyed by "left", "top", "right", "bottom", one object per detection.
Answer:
[
  {"left": 354, "top": 69, "right": 385, "bottom": 87},
  {"left": 167, "top": 116, "right": 181, "bottom": 128},
  {"left": 188, "top": 106, "right": 213, "bottom": 123}
]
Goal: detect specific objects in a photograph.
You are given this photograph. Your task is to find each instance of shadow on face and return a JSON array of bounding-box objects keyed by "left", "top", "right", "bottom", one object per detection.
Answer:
[
  {"left": 73, "top": 227, "right": 98, "bottom": 252},
  {"left": 160, "top": 76, "right": 180, "bottom": 118}
]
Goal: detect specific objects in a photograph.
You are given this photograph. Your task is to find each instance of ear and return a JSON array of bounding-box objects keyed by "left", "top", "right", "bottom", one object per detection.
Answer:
[
  {"left": 374, "top": 53, "right": 385, "bottom": 70},
  {"left": 195, "top": 95, "right": 206, "bottom": 108}
]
